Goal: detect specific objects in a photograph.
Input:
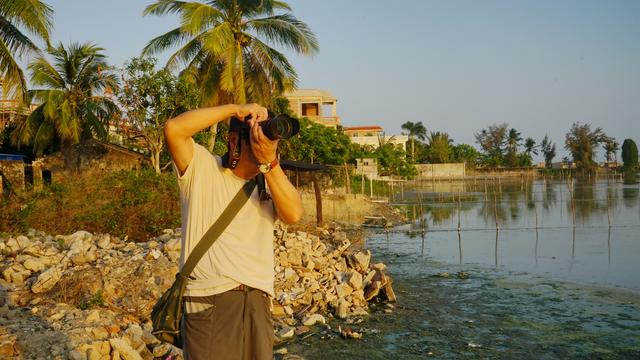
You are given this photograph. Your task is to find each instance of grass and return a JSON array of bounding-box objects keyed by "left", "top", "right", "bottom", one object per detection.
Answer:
[{"left": 0, "top": 168, "right": 181, "bottom": 241}]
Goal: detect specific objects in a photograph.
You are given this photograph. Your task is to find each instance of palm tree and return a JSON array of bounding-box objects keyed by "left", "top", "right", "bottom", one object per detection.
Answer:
[
  {"left": 11, "top": 42, "right": 120, "bottom": 155},
  {"left": 540, "top": 135, "right": 556, "bottom": 168},
  {"left": 401, "top": 121, "right": 427, "bottom": 163},
  {"left": 524, "top": 137, "right": 538, "bottom": 156},
  {"left": 142, "top": 0, "right": 318, "bottom": 106},
  {"left": 564, "top": 122, "right": 607, "bottom": 172},
  {"left": 505, "top": 128, "right": 522, "bottom": 167},
  {"left": 603, "top": 137, "right": 619, "bottom": 164},
  {"left": 427, "top": 131, "right": 453, "bottom": 163},
  {"left": 0, "top": 0, "right": 53, "bottom": 102}
]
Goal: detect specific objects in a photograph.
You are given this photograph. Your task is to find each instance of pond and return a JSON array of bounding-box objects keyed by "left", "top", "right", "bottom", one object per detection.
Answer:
[{"left": 285, "top": 178, "right": 640, "bottom": 359}]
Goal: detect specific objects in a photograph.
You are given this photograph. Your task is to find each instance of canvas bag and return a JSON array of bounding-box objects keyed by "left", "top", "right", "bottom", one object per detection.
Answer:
[{"left": 151, "top": 179, "right": 256, "bottom": 348}]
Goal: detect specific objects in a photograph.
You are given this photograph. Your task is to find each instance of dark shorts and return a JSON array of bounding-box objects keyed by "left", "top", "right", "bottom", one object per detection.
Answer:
[{"left": 182, "top": 287, "right": 274, "bottom": 360}]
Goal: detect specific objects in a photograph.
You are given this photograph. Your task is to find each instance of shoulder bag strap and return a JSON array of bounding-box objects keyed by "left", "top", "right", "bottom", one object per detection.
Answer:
[{"left": 180, "top": 179, "right": 256, "bottom": 277}]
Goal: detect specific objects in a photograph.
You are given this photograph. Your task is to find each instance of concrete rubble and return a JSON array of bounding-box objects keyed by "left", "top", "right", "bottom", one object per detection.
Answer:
[{"left": 0, "top": 224, "right": 396, "bottom": 359}]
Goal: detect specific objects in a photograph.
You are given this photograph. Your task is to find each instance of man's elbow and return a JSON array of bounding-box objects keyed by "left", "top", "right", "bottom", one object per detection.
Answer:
[
  {"left": 281, "top": 206, "right": 303, "bottom": 225},
  {"left": 164, "top": 118, "right": 178, "bottom": 140}
]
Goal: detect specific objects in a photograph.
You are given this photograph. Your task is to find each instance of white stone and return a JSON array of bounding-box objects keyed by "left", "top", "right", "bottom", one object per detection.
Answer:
[
  {"left": 276, "top": 326, "right": 295, "bottom": 338},
  {"left": 23, "top": 257, "right": 46, "bottom": 272},
  {"left": 32, "top": 267, "right": 62, "bottom": 293},
  {"left": 109, "top": 338, "right": 142, "bottom": 360},
  {"left": 302, "top": 314, "right": 326, "bottom": 326}
]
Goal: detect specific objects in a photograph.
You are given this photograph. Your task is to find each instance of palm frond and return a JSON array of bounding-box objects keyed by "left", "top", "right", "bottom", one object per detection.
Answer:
[
  {"left": 28, "top": 55, "right": 65, "bottom": 88},
  {"left": 142, "top": 27, "right": 194, "bottom": 57},
  {"left": 0, "top": 16, "right": 39, "bottom": 56},
  {"left": 178, "top": 2, "right": 223, "bottom": 35},
  {"left": 1, "top": 0, "right": 53, "bottom": 45},
  {"left": 0, "top": 37, "right": 28, "bottom": 100},
  {"left": 247, "top": 13, "right": 319, "bottom": 55},
  {"left": 165, "top": 35, "right": 204, "bottom": 71},
  {"left": 143, "top": 0, "right": 190, "bottom": 16}
]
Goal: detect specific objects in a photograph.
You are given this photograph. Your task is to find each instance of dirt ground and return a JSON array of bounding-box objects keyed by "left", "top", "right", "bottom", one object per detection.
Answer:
[{"left": 299, "top": 192, "right": 404, "bottom": 228}]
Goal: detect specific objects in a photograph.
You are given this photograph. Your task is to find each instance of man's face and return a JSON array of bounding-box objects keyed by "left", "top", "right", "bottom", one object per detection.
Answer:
[{"left": 229, "top": 131, "right": 258, "bottom": 167}]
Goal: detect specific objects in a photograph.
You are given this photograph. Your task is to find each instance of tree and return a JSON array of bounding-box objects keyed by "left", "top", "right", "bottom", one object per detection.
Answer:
[
  {"left": 118, "top": 57, "right": 199, "bottom": 173},
  {"left": 401, "top": 121, "right": 426, "bottom": 163},
  {"left": 475, "top": 123, "right": 508, "bottom": 167},
  {"left": 11, "top": 42, "right": 120, "bottom": 155},
  {"left": 279, "top": 117, "right": 351, "bottom": 165},
  {"left": 427, "top": 131, "right": 452, "bottom": 163},
  {"left": 142, "top": 0, "right": 318, "bottom": 106},
  {"left": 621, "top": 139, "right": 638, "bottom": 171},
  {"left": 564, "top": 122, "right": 607, "bottom": 172},
  {"left": 0, "top": 0, "right": 52, "bottom": 102},
  {"left": 374, "top": 142, "right": 416, "bottom": 177},
  {"left": 524, "top": 137, "right": 537, "bottom": 156},
  {"left": 505, "top": 128, "right": 522, "bottom": 167},
  {"left": 451, "top": 143, "right": 480, "bottom": 165},
  {"left": 603, "top": 137, "right": 619, "bottom": 163},
  {"left": 540, "top": 134, "right": 556, "bottom": 168},
  {"left": 143, "top": 0, "right": 317, "bottom": 153}
]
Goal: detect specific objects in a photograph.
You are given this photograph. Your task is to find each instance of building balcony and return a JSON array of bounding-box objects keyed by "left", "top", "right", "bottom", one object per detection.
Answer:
[{"left": 304, "top": 115, "right": 341, "bottom": 128}]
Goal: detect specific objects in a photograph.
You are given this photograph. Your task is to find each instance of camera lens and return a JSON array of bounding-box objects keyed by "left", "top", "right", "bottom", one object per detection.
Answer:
[{"left": 261, "top": 115, "right": 300, "bottom": 140}]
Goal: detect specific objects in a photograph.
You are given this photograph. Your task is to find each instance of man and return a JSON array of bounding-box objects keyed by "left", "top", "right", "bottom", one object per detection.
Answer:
[{"left": 164, "top": 103, "right": 303, "bottom": 360}]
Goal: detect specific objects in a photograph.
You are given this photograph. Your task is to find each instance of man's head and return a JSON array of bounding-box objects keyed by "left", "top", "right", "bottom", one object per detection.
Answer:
[
  {"left": 222, "top": 117, "right": 252, "bottom": 169},
  {"left": 222, "top": 115, "right": 299, "bottom": 169}
]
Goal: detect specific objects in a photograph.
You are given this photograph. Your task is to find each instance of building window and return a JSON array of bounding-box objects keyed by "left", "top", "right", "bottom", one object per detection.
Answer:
[{"left": 302, "top": 103, "right": 319, "bottom": 116}]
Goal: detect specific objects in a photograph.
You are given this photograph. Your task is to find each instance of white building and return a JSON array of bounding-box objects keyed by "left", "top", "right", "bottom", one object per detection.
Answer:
[{"left": 343, "top": 126, "right": 408, "bottom": 152}]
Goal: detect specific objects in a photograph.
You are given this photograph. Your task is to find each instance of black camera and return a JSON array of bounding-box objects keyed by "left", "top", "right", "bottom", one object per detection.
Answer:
[
  {"left": 223, "top": 114, "right": 300, "bottom": 170},
  {"left": 230, "top": 114, "right": 300, "bottom": 141}
]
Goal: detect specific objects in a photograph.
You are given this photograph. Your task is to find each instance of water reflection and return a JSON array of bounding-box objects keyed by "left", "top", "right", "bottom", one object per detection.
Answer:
[{"left": 384, "top": 178, "right": 640, "bottom": 289}]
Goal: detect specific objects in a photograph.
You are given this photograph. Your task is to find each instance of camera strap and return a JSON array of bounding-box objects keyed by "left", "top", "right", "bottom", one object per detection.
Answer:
[{"left": 256, "top": 173, "right": 271, "bottom": 201}]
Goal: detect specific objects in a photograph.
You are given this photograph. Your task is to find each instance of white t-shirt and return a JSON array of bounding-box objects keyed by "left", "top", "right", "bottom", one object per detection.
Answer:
[{"left": 174, "top": 139, "right": 276, "bottom": 297}]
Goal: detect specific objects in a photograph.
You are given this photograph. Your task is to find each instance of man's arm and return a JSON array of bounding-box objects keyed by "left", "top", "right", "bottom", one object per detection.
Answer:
[
  {"left": 164, "top": 103, "right": 268, "bottom": 175},
  {"left": 264, "top": 165, "right": 304, "bottom": 224},
  {"left": 248, "top": 119, "right": 303, "bottom": 224}
]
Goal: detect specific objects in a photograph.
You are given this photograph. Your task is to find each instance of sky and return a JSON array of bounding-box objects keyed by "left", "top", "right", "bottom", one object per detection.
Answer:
[{"left": 26, "top": 0, "right": 640, "bottom": 161}]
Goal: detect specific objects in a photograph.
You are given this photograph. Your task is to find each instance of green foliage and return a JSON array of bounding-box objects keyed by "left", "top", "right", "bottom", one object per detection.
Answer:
[
  {"left": 564, "top": 122, "right": 607, "bottom": 172},
  {"left": 401, "top": 121, "right": 427, "bottom": 163},
  {"left": 621, "top": 139, "right": 638, "bottom": 170},
  {"left": 603, "top": 137, "right": 620, "bottom": 163},
  {"left": 0, "top": 169, "right": 181, "bottom": 239},
  {"left": 505, "top": 128, "right": 522, "bottom": 167},
  {"left": 540, "top": 135, "right": 556, "bottom": 168},
  {"left": 79, "top": 290, "right": 106, "bottom": 310},
  {"left": 374, "top": 143, "right": 417, "bottom": 177},
  {"left": 143, "top": 0, "right": 318, "bottom": 105},
  {"left": 425, "top": 132, "right": 452, "bottom": 163},
  {"left": 450, "top": 143, "right": 480, "bottom": 165},
  {"left": 11, "top": 42, "right": 120, "bottom": 155},
  {"left": 118, "top": 57, "right": 199, "bottom": 173},
  {"left": 0, "top": 0, "right": 53, "bottom": 101},
  {"left": 279, "top": 118, "right": 351, "bottom": 165},
  {"left": 475, "top": 123, "right": 508, "bottom": 166}
]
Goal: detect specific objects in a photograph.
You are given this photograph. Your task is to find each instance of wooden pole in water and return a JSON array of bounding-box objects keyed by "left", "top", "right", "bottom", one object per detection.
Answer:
[
  {"left": 494, "top": 193, "right": 500, "bottom": 230},
  {"left": 457, "top": 230, "right": 462, "bottom": 264},
  {"left": 457, "top": 189, "right": 462, "bottom": 231},
  {"left": 534, "top": 199, "right": 539, "bottom": 229},
  {"left": 484, "top": 182, "right": 488, "bottom": 201},
  {"left": 568, "top": 179, "right": 576, "bottom": 228},
  {"left": 606, "top": 190, "right": 612, "bottom": 228}
]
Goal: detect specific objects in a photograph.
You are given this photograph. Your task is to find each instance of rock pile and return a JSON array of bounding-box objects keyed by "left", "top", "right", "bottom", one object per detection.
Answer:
[
  {"left": 272, "top": 225, "right": 396, "bottom": 338},
  {"left": 0, "top": 225, "right": 395, "bottom": 359}
]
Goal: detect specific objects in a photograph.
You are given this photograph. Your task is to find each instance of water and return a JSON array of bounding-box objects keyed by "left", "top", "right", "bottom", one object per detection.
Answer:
[
  {"left": 394, "top": 178, "right": 640, "bottom": 290},
  {"left": 286, "top": 179, "right": 640, "bottom": 359}
]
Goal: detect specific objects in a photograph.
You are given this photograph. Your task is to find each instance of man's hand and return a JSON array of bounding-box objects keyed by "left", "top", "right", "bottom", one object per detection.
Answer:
[
  {"left": 236, "top": 103, "right": 268, "bottom": 122},
  {"left": 248, "top": 118, "right": 279, "bottom": 164}
]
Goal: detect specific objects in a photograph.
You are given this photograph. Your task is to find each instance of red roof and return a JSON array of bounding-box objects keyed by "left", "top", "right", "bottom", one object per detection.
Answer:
[{"left": 343, "top": 126, "right": 383, "bottom": 132}]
